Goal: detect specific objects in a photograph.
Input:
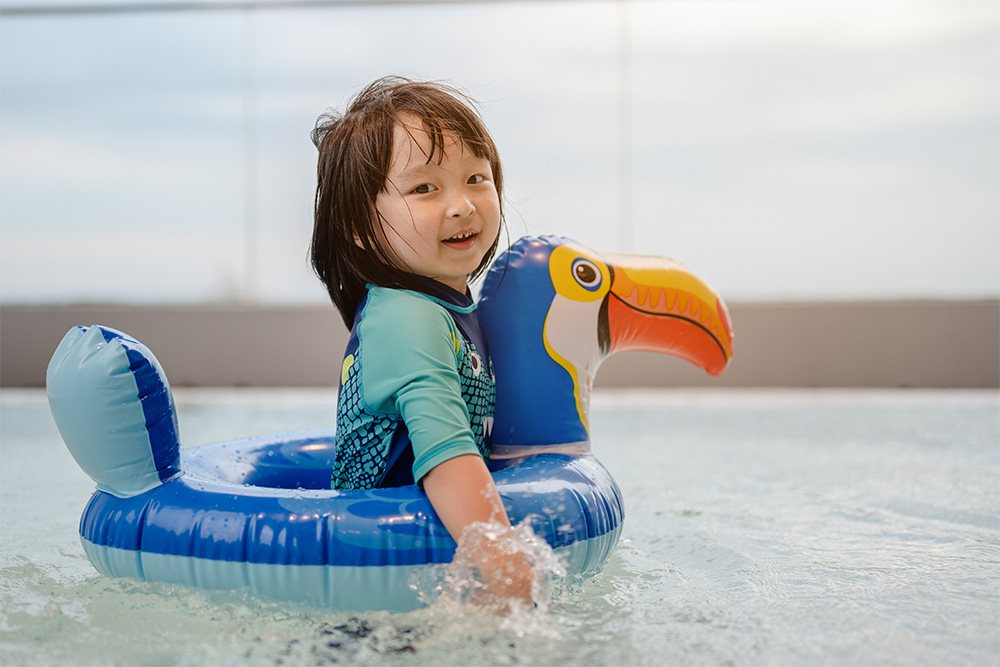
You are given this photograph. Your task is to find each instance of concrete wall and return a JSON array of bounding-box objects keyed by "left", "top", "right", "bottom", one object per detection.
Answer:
[{"left": 2, "top": 300, "right": 997, "bottom": 388}]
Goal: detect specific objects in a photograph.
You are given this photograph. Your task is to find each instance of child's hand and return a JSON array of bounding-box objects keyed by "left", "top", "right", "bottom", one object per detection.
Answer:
[
  {"left": 421, "top": 455, "right": 565, "bottom": 611},
  {"left": 456, "top": 522, "right": 538, "bottom": 607}
]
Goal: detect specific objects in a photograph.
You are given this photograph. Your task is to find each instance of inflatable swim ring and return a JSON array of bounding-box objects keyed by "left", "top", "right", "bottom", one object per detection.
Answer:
[{"left": 47, "top": 236, "right": 733, "bottom": 612}]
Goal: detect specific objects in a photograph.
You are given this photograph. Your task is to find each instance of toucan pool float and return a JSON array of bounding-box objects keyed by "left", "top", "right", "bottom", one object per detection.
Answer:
[{"left": 47, "top": 236, "right": 733, "bottom": 612}]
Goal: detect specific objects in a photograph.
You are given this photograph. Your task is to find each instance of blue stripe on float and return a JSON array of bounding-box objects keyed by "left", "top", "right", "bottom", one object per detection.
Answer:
[
  {"left": 80, "top": 477, "right": 459, "bottom": 567},
  {"left": 95, "top": 326, "right": 180, "bottom": 483}
]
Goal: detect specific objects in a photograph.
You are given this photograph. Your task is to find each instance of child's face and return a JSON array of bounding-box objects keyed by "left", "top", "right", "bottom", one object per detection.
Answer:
[{"left": 374, "top": 113, "right": 501, "bottom": 293}]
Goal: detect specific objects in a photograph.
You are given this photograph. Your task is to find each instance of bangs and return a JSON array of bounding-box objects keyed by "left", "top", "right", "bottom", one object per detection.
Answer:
[{"left": 390, "top": 89, "right": 501, "bottom": 181}]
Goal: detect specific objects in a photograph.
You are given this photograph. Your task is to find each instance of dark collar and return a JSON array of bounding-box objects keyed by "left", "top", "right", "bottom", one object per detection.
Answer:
[{"left": 405, "top": 275, "right": 475, "bottom": 310}]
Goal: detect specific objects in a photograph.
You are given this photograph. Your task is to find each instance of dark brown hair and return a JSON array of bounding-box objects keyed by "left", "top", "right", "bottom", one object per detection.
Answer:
[{"left": 311, "top": 76, "right": 504, "bottom": 328}]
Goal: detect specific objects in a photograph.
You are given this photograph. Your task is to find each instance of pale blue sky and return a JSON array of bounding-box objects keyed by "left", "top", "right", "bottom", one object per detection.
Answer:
[{"left": 1, "top": 0, "right": 997, "bottom": 304}]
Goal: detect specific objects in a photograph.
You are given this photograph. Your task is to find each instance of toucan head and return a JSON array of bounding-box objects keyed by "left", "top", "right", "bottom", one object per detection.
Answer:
[
  {"left": 478, "top": 236, "right": 734, "bottom": 455},
  {"left": 545, "top": 241, "right": 733, "bottom": 373}
]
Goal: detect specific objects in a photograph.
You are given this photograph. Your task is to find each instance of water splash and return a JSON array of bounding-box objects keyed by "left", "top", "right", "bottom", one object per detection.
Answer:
[{"left": 410, "top": 518, "right": 566, "bottom": 624}]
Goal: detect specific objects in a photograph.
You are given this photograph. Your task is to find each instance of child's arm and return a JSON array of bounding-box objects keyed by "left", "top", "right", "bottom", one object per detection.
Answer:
[
  {"left": 357, "top": 292, "right": 533, "bottom": 602},
  {"left": 423, "top": 454, "right": 536, "bottom": 604}
]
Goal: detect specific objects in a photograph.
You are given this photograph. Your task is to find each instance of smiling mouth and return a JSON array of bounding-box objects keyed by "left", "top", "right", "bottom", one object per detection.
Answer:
[{"left": 443, "top": 231, "right": 478, "bottom": 246}]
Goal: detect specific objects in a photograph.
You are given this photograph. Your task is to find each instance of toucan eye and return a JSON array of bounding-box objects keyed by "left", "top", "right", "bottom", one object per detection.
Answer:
[
  {"left": 549, "top": 244, "right": 609, "bottom": 301},
  {"left": 572, "top": 259, "right": 602, "bottom": 291}
]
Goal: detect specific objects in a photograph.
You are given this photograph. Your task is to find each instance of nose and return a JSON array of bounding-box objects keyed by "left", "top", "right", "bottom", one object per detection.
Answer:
[{"left": 447, "top": 190, "right": 475, "bottom": 218}]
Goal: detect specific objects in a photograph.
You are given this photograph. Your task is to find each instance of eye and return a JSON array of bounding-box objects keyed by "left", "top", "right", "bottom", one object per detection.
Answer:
[
  {"left": 572, "top": 259, "right": 602, "bottom": 291},
  {"left": 549, "top": 244, "right": 609, "bottom": 302},
  {"left": 467, "top": 174, "right": 486, "bottom": 185},
  {"left": 413, "top": 183, "right": 437, "bottom": 194}
]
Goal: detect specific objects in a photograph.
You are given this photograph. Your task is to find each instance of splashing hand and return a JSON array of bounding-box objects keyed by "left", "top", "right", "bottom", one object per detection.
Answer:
[
  {"left": 419, "top": 455, "right": 566, "bottom": 611},
  {"left": 454, "top": 522, "right": 540, "bottom": 607}
]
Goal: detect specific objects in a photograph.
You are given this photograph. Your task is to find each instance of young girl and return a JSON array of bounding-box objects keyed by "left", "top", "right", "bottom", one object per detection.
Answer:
[{"left": 310, "top": 77, "right": 532, "bottom": 604}]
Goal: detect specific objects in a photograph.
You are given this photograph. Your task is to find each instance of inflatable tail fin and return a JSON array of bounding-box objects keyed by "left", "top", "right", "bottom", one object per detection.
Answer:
[{"left": 46, "top": 325, "right": 181, "bottom": 498}]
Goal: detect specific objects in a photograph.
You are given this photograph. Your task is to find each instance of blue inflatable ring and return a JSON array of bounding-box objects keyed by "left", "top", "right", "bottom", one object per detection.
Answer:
[{"left": 81, "top": 429, "right": 621, "bottom": 612}]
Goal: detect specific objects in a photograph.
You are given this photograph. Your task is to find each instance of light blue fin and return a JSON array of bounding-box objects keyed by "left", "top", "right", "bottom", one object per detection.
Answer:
[{"left": 46, "top": 325, "right": 181, "bottom": 498}]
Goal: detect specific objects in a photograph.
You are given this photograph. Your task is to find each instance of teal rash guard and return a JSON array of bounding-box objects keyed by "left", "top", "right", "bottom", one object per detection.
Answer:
[{"left": 331, "top": 277, "right": 495, "bottom": 490}]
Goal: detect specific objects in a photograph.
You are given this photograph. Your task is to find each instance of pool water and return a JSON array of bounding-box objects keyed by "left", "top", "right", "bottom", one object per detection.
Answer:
[{"left": 2, "top": 388, "right": 997, "bottom": 666}]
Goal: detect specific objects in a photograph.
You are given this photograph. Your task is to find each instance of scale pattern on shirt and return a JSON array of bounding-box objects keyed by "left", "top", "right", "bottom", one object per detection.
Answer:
[
  {"left": 458, "top": 341, "right": 495, "bottom": 455},
  {"left": 331, "top": 333, "right": 494, "bottom": 491},
  {"left": 330, "top": 361, "right": 400, "bottom": 489}
]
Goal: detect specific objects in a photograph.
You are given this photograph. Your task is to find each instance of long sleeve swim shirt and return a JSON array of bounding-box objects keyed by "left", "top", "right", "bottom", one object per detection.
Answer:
[{"left": 331, "top": 279, "right": 495, "bottom": 490}]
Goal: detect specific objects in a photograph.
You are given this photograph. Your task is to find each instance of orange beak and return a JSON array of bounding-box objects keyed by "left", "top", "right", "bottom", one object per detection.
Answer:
[{"left": 601, "top": 254, "right": 734, "bottom": 376}]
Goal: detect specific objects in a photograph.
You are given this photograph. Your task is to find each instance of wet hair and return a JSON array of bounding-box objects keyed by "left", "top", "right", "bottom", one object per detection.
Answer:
[{"left": 310, "top": 76, "right": 505, "bottom": 328}]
